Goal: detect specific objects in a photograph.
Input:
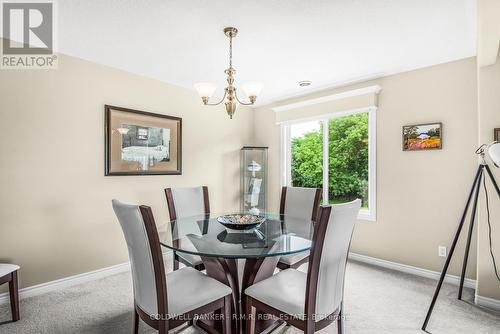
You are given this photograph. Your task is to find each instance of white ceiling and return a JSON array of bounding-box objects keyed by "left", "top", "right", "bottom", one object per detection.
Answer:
[{"left": 54, "top": 0, "right": 476, "bottom": 106}]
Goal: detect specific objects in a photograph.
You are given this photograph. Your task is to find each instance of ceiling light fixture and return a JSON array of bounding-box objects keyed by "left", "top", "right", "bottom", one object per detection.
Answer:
[
  {"left": 194, "top": 27, "right": 263, "bottom": 119},
  {"left": 299, "top": 80, "right": 312, "bottom": 87}
]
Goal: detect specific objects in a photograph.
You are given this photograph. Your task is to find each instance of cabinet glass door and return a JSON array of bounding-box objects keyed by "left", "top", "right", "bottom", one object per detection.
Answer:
[{"left": 241, "top": 146, "right": 268, "bottom": 214}]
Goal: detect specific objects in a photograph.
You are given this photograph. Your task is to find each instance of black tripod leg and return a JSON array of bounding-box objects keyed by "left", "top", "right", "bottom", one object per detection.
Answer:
[
  {"left": 422, "top": 166, "right": 483, "bottom": 331},
  {"left": 458, "top": 168, "right": 483, "bottom": 299}
]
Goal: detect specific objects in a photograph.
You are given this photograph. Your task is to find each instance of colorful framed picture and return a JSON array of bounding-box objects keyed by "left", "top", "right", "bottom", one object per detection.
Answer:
[
  {"left": 105, "top": 105, "right": 182, "bottom": 175},
  {"left": 402, "top": 122, "right": 442, "bottom": 151},
  {"left": 494, "top": 128, "right": 500, "bottom": 142}
]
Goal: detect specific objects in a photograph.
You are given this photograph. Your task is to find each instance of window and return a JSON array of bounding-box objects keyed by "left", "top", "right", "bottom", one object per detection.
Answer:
[{"left": 282, "top": 108, "right": 376, "bottom": 220}]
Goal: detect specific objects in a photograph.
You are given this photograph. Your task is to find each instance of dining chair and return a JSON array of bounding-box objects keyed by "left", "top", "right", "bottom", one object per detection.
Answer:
[
  {"left": 164, "top": 186, "right": 209, "bottom": 271},
  {"left": 0, "top": 264, "right": 20, "bottom": 322},
  {"left": 245, "top": 199, "right": 361, "bottom": 334},
  {"left": 112, "top": 199, "right": 232, "bottom": 334},
  {"left": 277, "top": 186, "right": 322, "bottom": 270}
]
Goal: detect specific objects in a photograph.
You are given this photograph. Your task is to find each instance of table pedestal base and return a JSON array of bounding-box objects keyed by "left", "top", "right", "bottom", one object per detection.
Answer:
[{"left": 199, "top": 256, "right": 282, "bottom": 334}]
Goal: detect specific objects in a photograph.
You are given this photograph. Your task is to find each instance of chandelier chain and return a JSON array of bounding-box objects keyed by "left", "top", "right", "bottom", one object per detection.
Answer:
[{"left": 229, "top": 34, "right": 233, "bottom": 69}]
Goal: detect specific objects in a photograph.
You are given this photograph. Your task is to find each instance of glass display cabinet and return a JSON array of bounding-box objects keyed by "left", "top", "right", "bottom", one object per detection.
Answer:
[{"left": 240, "top": 146, "right": 268, "bottom": 214}]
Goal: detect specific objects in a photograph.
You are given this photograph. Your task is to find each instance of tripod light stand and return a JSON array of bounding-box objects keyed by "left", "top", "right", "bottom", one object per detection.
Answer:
[{"left": 422, "top": 142, "right": 500, "bottom": 331}]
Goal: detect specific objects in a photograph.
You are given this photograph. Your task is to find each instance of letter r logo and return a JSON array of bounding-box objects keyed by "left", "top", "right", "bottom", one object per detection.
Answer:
[{"left": 2, "top": 2, "right": 53, "bottom": 54}]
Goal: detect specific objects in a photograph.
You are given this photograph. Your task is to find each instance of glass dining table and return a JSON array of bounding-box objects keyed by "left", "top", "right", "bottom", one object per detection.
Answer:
[{"left": 158, "top": 211, "right": 315, "bottom": 334}]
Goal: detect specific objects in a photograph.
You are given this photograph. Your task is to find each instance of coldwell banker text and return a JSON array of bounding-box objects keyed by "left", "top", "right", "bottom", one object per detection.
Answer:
[{"left": 1, "top": 1, "right": 57, "bottom": 69}]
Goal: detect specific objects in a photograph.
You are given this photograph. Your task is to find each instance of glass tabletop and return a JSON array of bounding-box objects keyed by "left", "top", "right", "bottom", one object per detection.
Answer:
[{"left": 158, "top": 212, "right": 314, "bottom": 259}]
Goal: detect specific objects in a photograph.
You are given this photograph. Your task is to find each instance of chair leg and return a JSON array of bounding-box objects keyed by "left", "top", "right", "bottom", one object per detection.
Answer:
[
  {"left": 158, "top": 320, "right": 168, "bottom": 334},
  {"left": 194, "top": 263, "right": 205, "bottom": 271},
  {"left": 337, "top": 304, "right": 344, "bottom": 334},
  {"left": 9, "top": 271, "right": 20, "bottom": 322},
  {"left": 173, "top": 252, "right": 179, "bottom": 271},
  {"left": 245, "top": 296, "right": 255, "bottom": 334},
  {"left": 276, "top": 261, "right": 290, "bottom": 271},
  {"left": 133, "top": 308, "right": 139, "bottom": 334},
  {"left": 305, "top": 319, "right": 315, "bottom": 334},
  {"left": 222, "top": 295, "right": 232, "bottom": 334}
]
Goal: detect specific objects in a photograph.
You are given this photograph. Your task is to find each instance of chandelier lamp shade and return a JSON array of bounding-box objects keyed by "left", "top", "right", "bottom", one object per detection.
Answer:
[{"left": 194, "top": 27, "right": 263, "bottom": 119}]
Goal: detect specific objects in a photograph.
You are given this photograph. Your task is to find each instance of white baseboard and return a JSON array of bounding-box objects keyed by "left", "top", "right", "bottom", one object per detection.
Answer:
[
  {"left": 349, "top": 252, "right": 477, "bottom": 289},
  {"left": 475, "top": 294, "right": 500, "bottom": 312},
  {"left": 0, "top": 250, "right": 174, "bottom": 306},
  {"left": 0, "top": 262, "right": 130, "bottom": 305},
  {"left": 351, "top": 252, "right": 500, "bottom": 312}
]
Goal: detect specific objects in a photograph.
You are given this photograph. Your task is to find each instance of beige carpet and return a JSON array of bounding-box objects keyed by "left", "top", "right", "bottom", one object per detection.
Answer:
[{"left": 0, "top": 260, "right": 499, "bottom": 334}]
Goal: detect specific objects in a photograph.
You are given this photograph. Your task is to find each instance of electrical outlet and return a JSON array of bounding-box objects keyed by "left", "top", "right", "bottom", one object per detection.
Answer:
[{"left": 438, "top": 246, "right": 447, "bottom": 257}]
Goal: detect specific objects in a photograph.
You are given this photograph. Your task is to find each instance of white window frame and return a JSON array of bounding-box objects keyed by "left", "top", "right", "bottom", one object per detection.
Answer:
[{"left": 280, "top": 106, "right": 377, "bottom": 221}]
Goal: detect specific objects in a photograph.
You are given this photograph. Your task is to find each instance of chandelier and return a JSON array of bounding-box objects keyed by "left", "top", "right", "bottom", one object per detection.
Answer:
[{"left": 194, "top": 27, "right": 263, "bottom": 119}]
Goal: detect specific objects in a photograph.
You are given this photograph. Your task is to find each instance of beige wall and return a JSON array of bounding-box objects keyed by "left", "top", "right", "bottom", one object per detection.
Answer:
[
  {"left": 254, "top": 58, "right": 479, "bottom": 279},
  {"left": 0, "top": 52, "right": 253, "bottom": 289},
  {"left": 477, "top": 53, "right": 500, "bottom": 300},
  {"left": 477, "top": 0, "right": 500, "bottom": 67},
  {"left": 476, "top": 0, "right": 500, "bottom": 300},
  {"left": 477, "top": 0, "right": 500, "bottom": 299}
]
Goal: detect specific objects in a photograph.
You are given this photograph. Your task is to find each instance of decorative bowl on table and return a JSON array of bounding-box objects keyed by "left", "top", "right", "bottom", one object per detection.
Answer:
[{"left": 217, "top": 214, "right": 266, "bottom": 232}]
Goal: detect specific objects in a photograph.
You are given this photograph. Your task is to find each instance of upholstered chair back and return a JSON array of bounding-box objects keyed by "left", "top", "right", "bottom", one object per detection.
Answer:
[
  {"left": 280, "top": 186, "right": 321, "bottom": 221},
  {"left": 166, "top": 186, "right": 209, "bottom": 237},
  {"left": 170, "top": 187, "right": 206, "bottom": 218},
  {"left": 112, "top": 199, "right": 160, "bottom": 316},
  {"left": 313, "top": 199, "right": 361, "bottom": 318}
]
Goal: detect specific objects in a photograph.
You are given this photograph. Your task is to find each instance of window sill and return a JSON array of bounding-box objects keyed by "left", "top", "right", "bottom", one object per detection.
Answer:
[{"left": 358, "top": 210, "right": 376, "bottom": 222}]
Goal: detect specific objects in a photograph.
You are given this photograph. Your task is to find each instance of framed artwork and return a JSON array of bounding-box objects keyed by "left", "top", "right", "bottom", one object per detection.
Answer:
[
  {"left": 402, "top": 122, "right": 442, "bottom": 151},
  {"left": 494, "top": 128, "right": 500, "bottom": 142},
  {"left": 105, "top": 105, "right": 182, "bottom": 175}
]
